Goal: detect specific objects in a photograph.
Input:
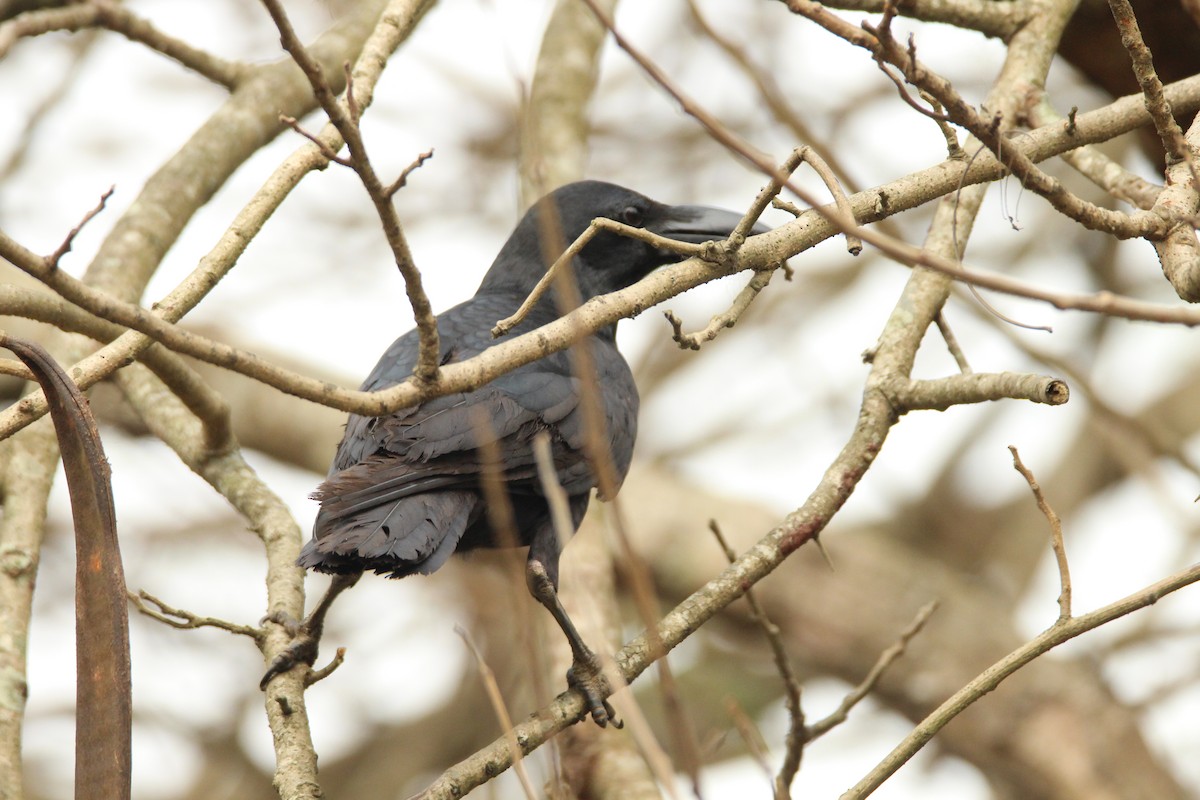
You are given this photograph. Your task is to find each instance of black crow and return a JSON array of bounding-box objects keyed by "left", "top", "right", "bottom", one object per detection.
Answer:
[{"left": 263, "top": 180, "right": 765, "bottom": 726}]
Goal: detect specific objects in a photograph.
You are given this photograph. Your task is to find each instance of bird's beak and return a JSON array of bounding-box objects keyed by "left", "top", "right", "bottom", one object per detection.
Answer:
[{"left": 653, "top": 204, "right": 770, "bottom": 245}]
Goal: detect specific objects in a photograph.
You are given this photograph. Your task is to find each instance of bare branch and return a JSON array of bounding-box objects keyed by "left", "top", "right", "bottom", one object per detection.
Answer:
[
  {"left": 304, "top": 647, "right": 347, "bottom": 687},
  {"left": 842, "top": 563, "right": 1200, "bottom": 798},
  {"left": 278, "top": 114, "right": 353, "bottom": 166},
  {"left": 260, "top": 0, "right": 441, "bottom": 382},
  {"left": 0, "top": 2, "right": 244, "bottom": 86},
  {"left": 787, "top": 0, "right": 1170, "bottom": 241},
  {"left": 130, "top": 589, "right": 263, "bottom": 640},
  {"left": 799, "top": 146, "right": 863, "bottom": 254},
  {"left": 1105, "top": 0, "right": 1191, "bottom": 166},
  {"left": 934, "top": 312, "right": 972, "bottom": 374}
]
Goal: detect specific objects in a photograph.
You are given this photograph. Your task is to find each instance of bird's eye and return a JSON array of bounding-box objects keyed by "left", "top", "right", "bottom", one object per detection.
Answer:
[{"left": 620, "top": 205, "right": 644, "bottom": 227}]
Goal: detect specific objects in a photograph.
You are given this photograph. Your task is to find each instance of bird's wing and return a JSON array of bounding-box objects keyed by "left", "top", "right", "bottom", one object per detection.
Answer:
[
  {"left": 321, "top": 370, "right": 586, "bottom": 509},
  {"left": 305, "top": 372, "right": 587, "bottom": 576}
]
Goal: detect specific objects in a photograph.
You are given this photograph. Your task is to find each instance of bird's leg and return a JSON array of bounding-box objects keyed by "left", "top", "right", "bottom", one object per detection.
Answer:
[
  {"left": 525, "top": 557, "right": 622, "bottom": 728},
  {"left": 260, "top": 571, "right": 361, "bottom": 690}
]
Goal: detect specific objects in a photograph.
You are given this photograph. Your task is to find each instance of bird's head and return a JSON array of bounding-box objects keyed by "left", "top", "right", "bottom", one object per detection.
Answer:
[{"left": 481, "top": 180, "right": 768, "bottom": 302}]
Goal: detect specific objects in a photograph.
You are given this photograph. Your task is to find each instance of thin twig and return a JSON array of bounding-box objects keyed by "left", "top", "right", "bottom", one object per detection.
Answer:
[
  {"left": 920, "top": 89, "right": 965, "bottom": 158},
  {"left": 533, "top": 432, "right": 576, "bottom": 549},
  {"left": 892, "top": 372, "right": 1068, "bottom": 411},
  {"left": 129, "top": 589, "right": 263, "bottom": 641},
  {"left": 278, "top": 115, "right": 353, "bottom": 166},
  {"left": 934, "top": 312, "right": 972, "bottom": 374},
  {"left": 48, "top": 186, "right": 114, "bottom": 269},
  {"left": 305, "top": 647, "right": 347, "bottom": 687},
  {"left": 596, "top": 654, "right": 682, "bottom": 800},
  {"left": 724, "top": 697, "right": 776, "bottom": 787},
  {"left": 260, "top": 0, "right": 441, "bottom": 381},
  {"left": 384, "top": 147, "right": 435, "bottom": 198},
  {"left": 0, "top": 1, "right": 245, "bottom": 86},
  {"left": 1009, "top": 446, "right": 1072, "bottom": 621},
  {"left": 343, "top": 61, "right": 360, "bottom": 123},
  {"left": 808, "top": 602, "right": 938, "bottom": 741},
  {"left": 492, "top": 217, "right": 707, "bottom": 339},
  {"left": 491, "top": 223, "right": 601, "bottom": 339},
  {"left": 799, "top": 146, "right": 863, "bottom": 254},
  {"left": 662, "top": 270, "right": 774, "bottom": 350}
]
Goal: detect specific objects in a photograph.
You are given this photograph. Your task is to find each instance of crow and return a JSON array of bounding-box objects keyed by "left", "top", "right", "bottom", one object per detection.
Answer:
[{"left": 261, "top": 180, "right": 766, "bottom": 726}]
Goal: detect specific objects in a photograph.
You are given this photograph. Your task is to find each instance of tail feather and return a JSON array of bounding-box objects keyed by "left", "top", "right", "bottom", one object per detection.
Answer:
[{"left": 299, "top": 490, "right": 477, "bottom": 578}]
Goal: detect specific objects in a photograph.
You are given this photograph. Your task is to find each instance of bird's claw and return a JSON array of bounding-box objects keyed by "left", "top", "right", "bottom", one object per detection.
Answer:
[
  {"left": 259, "top": 612, "right": 320, "bottom": 691},
  {"left": 567, "top": 654, "right": 623, "bottom": 729}
]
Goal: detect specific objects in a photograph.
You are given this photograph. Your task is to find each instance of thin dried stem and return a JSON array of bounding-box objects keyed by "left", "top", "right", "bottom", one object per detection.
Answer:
[
  {"left": 492, "top": 218, "right": 706, "bottom": 339},
  {"left": 456, "top": 626, "right": 539, "bottom": 800},
  {"left": 533, "top": 432, "right": 576, "bottom": 550},
  {"left": 384, "top": 147, "right": 434, "bottom": 198},
  {"left": 724, "top": 697, "right": 776, "bottom": 787},
  {"left": 1009, "top": 446, "right": 1072, "bottom": 621},
  {"left": 710, "top": 520, "right": 805, "bottom": 799},
  {"left": 596, "top": 654, "right": 682, "bottom": 800}
]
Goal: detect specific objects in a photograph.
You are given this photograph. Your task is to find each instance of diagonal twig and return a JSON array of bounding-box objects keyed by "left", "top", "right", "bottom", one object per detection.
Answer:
[{"left": 1009, "top": 446, "right": 1072, "bottom": 621}]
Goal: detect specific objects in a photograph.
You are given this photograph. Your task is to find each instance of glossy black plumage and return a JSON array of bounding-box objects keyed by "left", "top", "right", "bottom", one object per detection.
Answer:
[{"left": 289, "top": 180, "right": 762, "bottom": 724}]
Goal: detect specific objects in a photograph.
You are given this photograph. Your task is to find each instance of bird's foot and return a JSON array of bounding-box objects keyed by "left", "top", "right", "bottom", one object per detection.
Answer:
[
  {"left": 259, "top": 572, "right": 360, "bottom": 690},
  {"left": 566, "top": 651, "right": 623, "bottom": 729},
  {"left": 259, "top": 610, "right": 321, "bottom": 690}
]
